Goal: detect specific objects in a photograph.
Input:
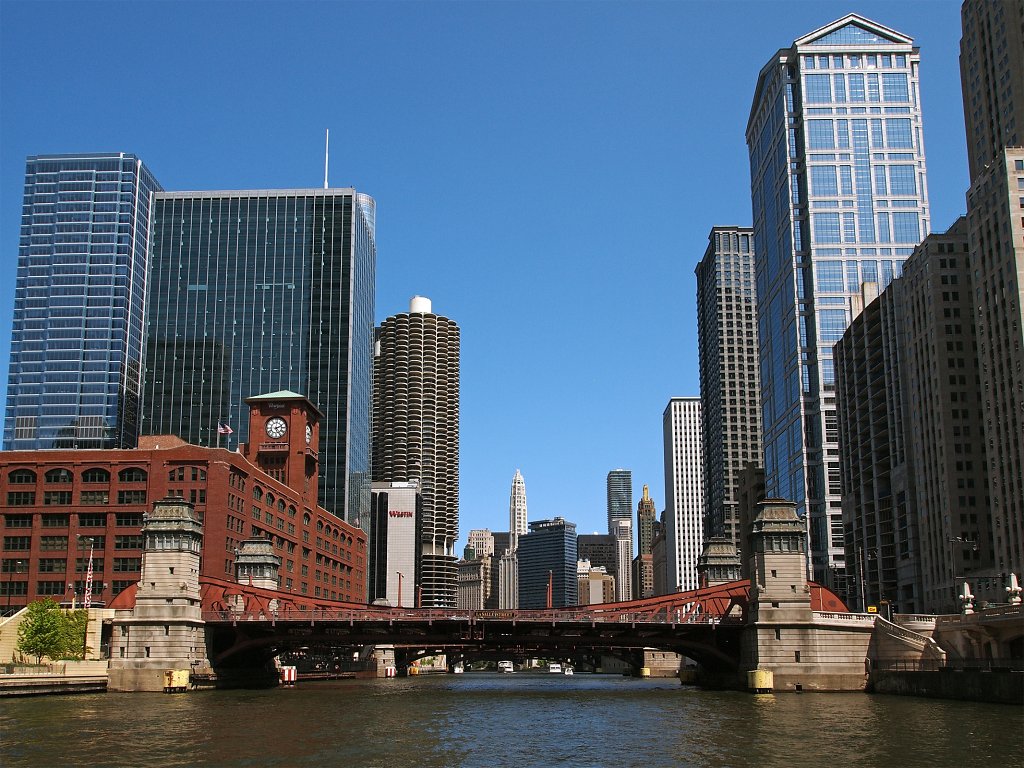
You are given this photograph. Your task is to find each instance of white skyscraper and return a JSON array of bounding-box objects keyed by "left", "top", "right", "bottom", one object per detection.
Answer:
[
  {"left": 663, "top": 398, "right": 704, "bottom": 592},
  {"left": 612, "top": 518, "right": 633, "bottom": 602},
  {"left": 509, "top": 469, "right": 528, "bottom": 549},
  {"left": 498, "top": 469, "right": 528, "bottom": 609}
]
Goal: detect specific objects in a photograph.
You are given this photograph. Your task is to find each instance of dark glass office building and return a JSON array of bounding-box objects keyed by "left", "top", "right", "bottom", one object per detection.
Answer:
[
  {"left": 4, "top": 153, "right": 162, "bottom": 450},
  {"left": 517, "top": 517, "right": 578, "bottom": 609},
  {"left": 142, "top": 189, "right": 376, "bottom": 528}
]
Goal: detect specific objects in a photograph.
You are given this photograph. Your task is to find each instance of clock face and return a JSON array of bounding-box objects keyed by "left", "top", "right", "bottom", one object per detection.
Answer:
[
  {"left": 265, "top": 417, "right": 287, "bottom": 439},
  {"left": 305, "top": 424, "right": 312, "bottom": 444}
]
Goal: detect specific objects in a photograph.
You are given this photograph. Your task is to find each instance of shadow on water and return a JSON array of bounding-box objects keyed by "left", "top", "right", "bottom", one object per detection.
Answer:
[{"left": 1, "top": 675, "right": 1021, "bottom": 768}]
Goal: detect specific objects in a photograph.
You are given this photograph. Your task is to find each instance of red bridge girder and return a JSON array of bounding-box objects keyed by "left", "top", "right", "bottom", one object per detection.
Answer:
[{"left": 113, "top": 576, "right": 846, "bottom": 624}]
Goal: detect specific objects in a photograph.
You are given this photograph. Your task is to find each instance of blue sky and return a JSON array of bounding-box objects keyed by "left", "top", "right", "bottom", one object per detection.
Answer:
[{"left": 0, "top": 1, "right": 968, "bottom": 547}]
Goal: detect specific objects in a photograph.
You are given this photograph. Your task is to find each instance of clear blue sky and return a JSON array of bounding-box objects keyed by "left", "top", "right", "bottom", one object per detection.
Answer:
[{"left": 0, "top": 1, "right": 968, "bottom": 548}]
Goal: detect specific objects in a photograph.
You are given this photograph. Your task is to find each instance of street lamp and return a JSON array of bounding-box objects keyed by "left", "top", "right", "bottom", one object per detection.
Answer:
[
  {"left": 856, "top": 546, "right": 877, "bottom": 613},
  {"left": 396, "top": 571, "right": 404, "bottom": 608},
  {"left": 948, "top": 536, "right": 977, "bottom": 612},
  {"left": 5, "top": 559, "right": 24, "bottom": 616}
]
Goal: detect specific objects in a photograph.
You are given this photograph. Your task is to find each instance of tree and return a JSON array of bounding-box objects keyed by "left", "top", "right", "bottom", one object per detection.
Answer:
[{"left": 16, "top": 599, "right": 87, "bottom": 662}]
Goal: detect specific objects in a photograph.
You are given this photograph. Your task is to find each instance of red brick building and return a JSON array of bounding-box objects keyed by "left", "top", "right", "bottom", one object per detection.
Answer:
[{"left": 0, "top": 392, "right": 366, "bottom": 614}]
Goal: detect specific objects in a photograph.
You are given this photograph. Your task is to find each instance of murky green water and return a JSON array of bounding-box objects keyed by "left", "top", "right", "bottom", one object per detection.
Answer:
[{"left": 1, "top": 674, "right": 1021, "bottom": 767}]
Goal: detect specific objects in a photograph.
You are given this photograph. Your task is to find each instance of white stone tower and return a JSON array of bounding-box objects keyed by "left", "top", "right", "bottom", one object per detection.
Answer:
[{"left": 509, "top": 469, "right": 528, "bottom": 550}]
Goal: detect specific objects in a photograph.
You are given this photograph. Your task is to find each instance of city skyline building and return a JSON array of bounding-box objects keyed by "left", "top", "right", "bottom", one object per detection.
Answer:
[
  {"left": 959, "top": 0, "right": 1024, "bottom": 583},
  {"left": 373, "top": 296, "right": 461, "bottom": 608},
  {"left": 612, "top": 517, "right": 633, "bottom": 601},
  {"left": 577, "top": 561, "right": 615, "bottom": 605},
  {"left": 369, "top": 480, "right": 422, "bottom": 607},
  {"left": 466, "top": 528, "right": 495, "bottom": 560},
  {"left": 695, "top": 226, "right": 762, "bottom": 549},
  {"left": 634, "top": 484, "right": 657, "bottom": 599},
  {"left": 517, "top": 517, "right": 578, "bottom": 609},
  {"left": 834, "top": 274, "right": 919, "bottom": 614},
  {"left": 497, "top": 548, "right": 518, "bottom": 609},
  {"left": 142, "top": 187, "right": 376, "bottom": 531},
  {"left": 509, "top": 469, "right": 528, "bottom": 550},
  {"left": 663, "top": 397, "right": 704, "bottom": 592},
  {"left": 747, "top": 14, "right": 931, "bottom": 595},
  {"left": 577, "top": 532, "right": 618, "bottom": 590},
  {"left": 5, "top": 153, "right": 162, "bottom": 451},
  {"left": 606, "top": 469, "right": 632, "bottom": 535},
  {"left": 636, "top": 484, "right": 657, "bottom": 555}
]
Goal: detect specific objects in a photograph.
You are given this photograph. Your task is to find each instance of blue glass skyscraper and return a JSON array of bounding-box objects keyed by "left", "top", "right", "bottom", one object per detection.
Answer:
[
  {"left": 747, "top": 15, "right": 930, "bottom": 595},
  {"left": 517, "top": 517, "right": 578, "bottom": 609},
  {"left": 4, "top": 153, "right": 162, "bottom": 450},
  {"left": 142, "top": 188, "right": 376, "bottom": 529}
]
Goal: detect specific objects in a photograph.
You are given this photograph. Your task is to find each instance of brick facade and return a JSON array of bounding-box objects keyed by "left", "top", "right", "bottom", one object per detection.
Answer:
[{"left": 1, "top": 393, "right": 366, "bottom": 612}]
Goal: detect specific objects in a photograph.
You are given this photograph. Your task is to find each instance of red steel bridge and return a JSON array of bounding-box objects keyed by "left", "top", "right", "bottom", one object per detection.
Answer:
[{"left": 110, "top": 575, "right": 847, "bottom": 675}]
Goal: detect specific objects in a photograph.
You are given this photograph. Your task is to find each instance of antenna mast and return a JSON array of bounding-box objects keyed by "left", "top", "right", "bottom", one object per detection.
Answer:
[{"left": 324, "top": 129, "right": 330, "bottom": 189}]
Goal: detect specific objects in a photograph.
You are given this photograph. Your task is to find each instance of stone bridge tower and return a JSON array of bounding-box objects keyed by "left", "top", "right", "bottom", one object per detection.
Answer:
[
  {"left": 108, "top": 496, "right": 209, "bottom": 692},
  {"left": 739, "top": 499, "right": 873, "bottom": 691}
]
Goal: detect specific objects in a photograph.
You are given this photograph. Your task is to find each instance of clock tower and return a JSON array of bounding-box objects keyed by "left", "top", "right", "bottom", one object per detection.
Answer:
[{"left": 242, "top": 391, "right": 322, "bottom": 507}]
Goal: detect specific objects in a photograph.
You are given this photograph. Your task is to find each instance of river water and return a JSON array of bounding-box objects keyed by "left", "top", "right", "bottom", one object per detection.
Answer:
[{"left": 1, "top": 674, "right": 1021, "bottom": 768}]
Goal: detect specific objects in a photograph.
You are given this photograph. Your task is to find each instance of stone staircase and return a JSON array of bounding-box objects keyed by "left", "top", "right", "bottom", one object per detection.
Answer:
[{"left": 0, "top": 609, "right": 27, "bottom": 664}]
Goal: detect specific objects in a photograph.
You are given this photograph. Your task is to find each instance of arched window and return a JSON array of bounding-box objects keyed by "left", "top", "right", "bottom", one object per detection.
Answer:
[
  {"left": 82, "top": 468, "right": 110, "bottom": 484},
  {"left": 277, "top": 499, "right": 286, "bottom": 512},
  {"left": 288, "top": 505, "right": 297, "bottom": 519},
  {"left": 303, "top": 513, "right": 311, "bottom": 526},
  {"left": 44, "top": 468, "right": 73, "bottom": 484},
  {"left": 317, "top": 521, "right": 324, "bottom": 532},
  {"left": 253, "top": 486, "right": 263, "bottom": 501},
  {"left": 265, "top": 492, "right": 275, "bottom": 506},
  {"left": 118, "top": 467, "right": 147, "bottom": 483},
  {"left": 8, "top": 469, "right": 36, "bottom": 485}
]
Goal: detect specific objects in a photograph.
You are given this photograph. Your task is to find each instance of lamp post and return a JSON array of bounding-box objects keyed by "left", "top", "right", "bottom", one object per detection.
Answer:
[
  {"left": 5, "top": 559, "right": 24, "bottom": 616},
  {"left": 396, "top": 571, "right": 404, "bottom": 608},
  {"left": 856, "top": 546, "right": 878, "bottom": 613},
  {"left": 416, "top": 583, "right": 422, "bottom": 609},
  {"left": 948, "top": 536, "right": 977, "bottom": 612}
]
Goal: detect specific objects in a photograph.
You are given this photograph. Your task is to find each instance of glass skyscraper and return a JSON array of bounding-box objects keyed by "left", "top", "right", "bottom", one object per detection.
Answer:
[
  {"left": 695, "top": 227, "right": 761, "bottom": 549},
  {"left": 747, "top": 15, "right": 930, "bottom": 595},
  {"left": 517, "top": 517, "right": 578, "bottom": 609},
  {"left": 606, "top": 469, "right": 632, "bottom": 534},
  {"left": 4, "top": 153, "right": 162, "bottom": 450},
  {"left": 143, "top": 188, "right": 376, "bottom": 529}
]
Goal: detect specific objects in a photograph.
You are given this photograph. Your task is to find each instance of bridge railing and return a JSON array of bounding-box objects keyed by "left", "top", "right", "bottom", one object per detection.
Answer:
[
  {"left": 200, "top": 606, "right": 745, "bottom": 625},
  {"left": 934, "top": 604, "right": 1021, "bottom": 626},
  {"left": 813, "top": 611, "right": 876, "bottom": 625}
]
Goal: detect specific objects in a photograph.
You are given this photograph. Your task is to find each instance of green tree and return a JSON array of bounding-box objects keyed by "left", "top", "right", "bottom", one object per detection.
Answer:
[{"left": 15, "top": 599, "right": 87, "bottom": 662}]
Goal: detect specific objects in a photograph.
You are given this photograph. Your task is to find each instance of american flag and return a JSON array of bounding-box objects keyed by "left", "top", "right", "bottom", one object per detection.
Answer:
[{"left": 217, "top": 421, "right": 234, "bottom": 435}]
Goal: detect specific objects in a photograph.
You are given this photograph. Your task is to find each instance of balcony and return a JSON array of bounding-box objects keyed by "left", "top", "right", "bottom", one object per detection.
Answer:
[{"left": 258, "top": 441, "right": 289, "bottom": 453}]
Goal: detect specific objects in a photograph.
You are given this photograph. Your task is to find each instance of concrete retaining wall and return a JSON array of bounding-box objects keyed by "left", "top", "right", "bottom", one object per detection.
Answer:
[{"left": 869, "top": 669, "right": 1023, "bottom": 705}]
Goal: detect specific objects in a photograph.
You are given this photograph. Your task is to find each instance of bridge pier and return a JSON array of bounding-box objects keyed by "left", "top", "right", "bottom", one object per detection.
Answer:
[
  {"left": 738, "top": 500, "right": 873, "bottom": 692},
  {"left": 108, "top": 497, "right": 211, "bottom": 692}
]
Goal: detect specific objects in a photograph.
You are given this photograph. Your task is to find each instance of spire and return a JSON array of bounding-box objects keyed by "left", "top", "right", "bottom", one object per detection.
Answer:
[{"left": 642, "top": 484, "right": 650, "bottom": 502}]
